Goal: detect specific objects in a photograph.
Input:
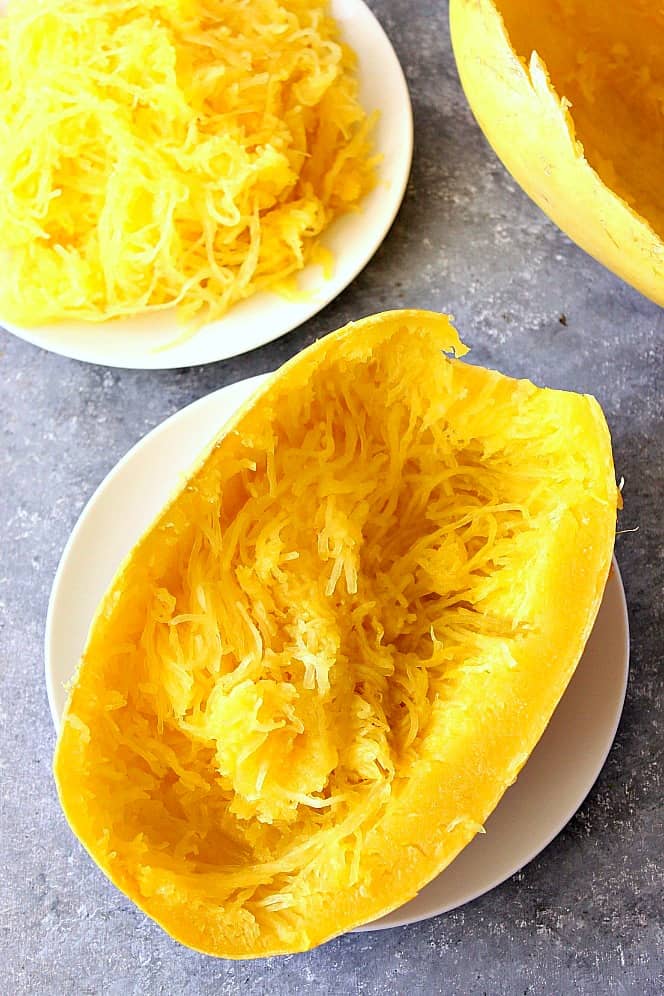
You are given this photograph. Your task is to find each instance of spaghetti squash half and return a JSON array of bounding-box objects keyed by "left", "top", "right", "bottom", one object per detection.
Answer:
[{"left": 54, "top": 310, "right": 618, "bottom": 957}]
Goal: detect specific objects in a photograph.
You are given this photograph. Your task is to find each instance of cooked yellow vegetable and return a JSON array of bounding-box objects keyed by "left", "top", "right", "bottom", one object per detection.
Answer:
[
  {"left": 0, "top": 0, "right": 376, "bottom": 326},
  {"left": 54, "top": 310, "right": 618, "bottom": 957},
  {"left": 450, "top": 0, "right": 664, "bottom": 305}
]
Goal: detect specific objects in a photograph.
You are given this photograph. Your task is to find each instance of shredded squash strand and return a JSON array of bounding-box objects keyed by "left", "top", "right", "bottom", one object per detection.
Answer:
[{"left": 0, "top": 0, "right": 377, "bottom": 325}]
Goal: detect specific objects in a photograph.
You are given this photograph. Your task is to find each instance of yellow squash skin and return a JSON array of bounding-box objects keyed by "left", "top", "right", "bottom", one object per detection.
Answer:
[
  {"left": 450, "top": 0, "right": 664, "bottom": 305},
  {"left": 54, "top": 310, "right": 618, "bottom": 958}
]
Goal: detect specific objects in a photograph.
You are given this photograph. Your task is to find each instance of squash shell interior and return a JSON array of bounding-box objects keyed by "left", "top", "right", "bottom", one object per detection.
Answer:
[{"left": 450, "top": 0, "right": 664, "bottom": 304}]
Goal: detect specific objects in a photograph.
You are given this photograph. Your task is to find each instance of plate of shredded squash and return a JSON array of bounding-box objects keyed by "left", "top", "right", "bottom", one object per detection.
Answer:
[
  {"left": 0, "top": 0, "right": 411, "bottom": 367},
  {"left": 47, "top": 312, "right": 629, "bottom": 949}
]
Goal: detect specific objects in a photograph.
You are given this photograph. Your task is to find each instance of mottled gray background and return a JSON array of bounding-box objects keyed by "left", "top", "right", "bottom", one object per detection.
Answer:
[{"left": 1, "top": 1, "right": 662, "bottom": 994}]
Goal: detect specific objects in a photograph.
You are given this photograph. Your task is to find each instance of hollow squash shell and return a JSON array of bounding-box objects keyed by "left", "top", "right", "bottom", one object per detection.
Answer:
[{"left": 450, "top": 0, "right": 664, "bottom": 304}]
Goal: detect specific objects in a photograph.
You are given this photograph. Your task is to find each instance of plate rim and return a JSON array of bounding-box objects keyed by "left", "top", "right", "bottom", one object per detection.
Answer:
[
  {"left": 45, "top": 375, "right": 630, "bottom": 929},
  {"left": 1, "top": 0, "right": 413, "bottom": 369}
]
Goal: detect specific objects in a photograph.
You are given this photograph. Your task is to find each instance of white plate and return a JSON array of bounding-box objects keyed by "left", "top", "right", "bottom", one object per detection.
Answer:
[
  {"left": 1, "top": 0, "right": 412, "bottom": 369},
  {"left": 46, "top": 376, "right": 629, "bottom": 927}
]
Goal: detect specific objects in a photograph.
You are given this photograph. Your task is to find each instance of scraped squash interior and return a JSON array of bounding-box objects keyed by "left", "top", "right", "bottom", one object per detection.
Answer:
[
  {"left": 55, "top": 312, "right": 617, "bottom": 956},
  {"left": 496, "top": 0, "right": 664, "bottom": 236}
]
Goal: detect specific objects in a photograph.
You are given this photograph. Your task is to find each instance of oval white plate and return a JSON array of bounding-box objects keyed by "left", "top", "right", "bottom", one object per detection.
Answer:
[
  {"left": 1, "top": 0, "right": 412, "bottom": 369},
  {"left": 46, "top": 376, "right": 629, "bottom": 927}
]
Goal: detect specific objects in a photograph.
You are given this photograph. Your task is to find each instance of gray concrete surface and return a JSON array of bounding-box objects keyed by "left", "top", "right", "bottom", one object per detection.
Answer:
[{"left": 1, "top": 1, "right": 662, "bottom": 993}]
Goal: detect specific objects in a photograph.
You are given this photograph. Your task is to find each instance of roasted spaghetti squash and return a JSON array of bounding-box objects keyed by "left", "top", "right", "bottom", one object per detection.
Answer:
[
  {"left": 54, "top": 310, "right": 618, "bottom": 957},
  {"left": 0, "top": 0, "right": 376, "bottom": 327}
]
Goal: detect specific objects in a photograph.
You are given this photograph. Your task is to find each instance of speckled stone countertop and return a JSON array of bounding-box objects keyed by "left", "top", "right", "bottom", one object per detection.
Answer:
[{"left": 1, "top": 2, "right": 662, "bottom": 993}]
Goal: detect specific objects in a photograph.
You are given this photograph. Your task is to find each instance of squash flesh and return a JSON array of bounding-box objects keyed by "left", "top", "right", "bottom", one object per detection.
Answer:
[
  {"left": 54, "top": 311, "right": 617, "bottom": 956},
  {"left": 0, "top": 0, "right": 376, "bottom": 326}
]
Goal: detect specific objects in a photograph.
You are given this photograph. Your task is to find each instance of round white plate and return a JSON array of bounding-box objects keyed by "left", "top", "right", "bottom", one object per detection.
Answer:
[
  {"left": 1, "top": 0, "right": 412, "bottom": 369},
  {"left": 46, "top": 376, "right": 629, "bottom": 927}
]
